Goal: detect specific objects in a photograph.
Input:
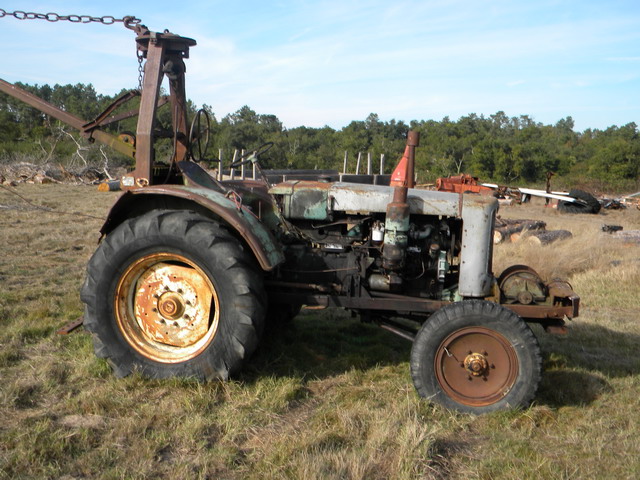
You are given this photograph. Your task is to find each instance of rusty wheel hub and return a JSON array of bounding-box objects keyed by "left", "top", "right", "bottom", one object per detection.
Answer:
[
  {"left": 434, "top": 327, "right": 518, "bottom": 407},
  {"left": 115, "top": 253, "right": 219, "bottom": 363},
  {"left": 157, "top": 292, "right": 186, "bottom": 320},
  {"left": 464, "top": 352, "right": 489, "bottom": 376}
]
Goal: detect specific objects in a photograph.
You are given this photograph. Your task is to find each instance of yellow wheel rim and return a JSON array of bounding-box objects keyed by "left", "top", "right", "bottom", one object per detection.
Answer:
[{"left": 115, "top": 253, "right": 219, "bottom": 363}]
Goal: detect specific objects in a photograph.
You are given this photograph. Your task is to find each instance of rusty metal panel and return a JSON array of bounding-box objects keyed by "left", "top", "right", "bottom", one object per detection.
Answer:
[
  {"left": 167, "top": 53, "right": 189, "bottom": 164},
  {"left": 505, "top": 303, "right": 577, "bottom": 320},
  {"left": 407, "top": 190, "right": 460, "bottom": 216},
  {"left": 101, "top": 186, "right": 285, "bottom": 271},
  {"left": 328, "top": 183, "right": 461, "bottom": 216},
  {"left": 288, "top": 188, "right": 330, "bottom": 220},
  {"left": 329, "top": 183, "right": 393, "bottom": 214},
  {"left": 269, "top": 181, "right": 331, "bottom": 220},
  {"left": 134, "top": 40, "right": 165, "bottom": 183}
]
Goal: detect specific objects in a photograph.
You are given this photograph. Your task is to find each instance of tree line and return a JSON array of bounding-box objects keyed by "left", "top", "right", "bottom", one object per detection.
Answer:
[{"left": 1, "top": 82, "right": 638, "bottom": 191}]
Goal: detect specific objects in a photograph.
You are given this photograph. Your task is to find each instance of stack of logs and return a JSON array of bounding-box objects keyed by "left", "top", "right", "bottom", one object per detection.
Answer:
[{"left": 494, "top": 218, "right": 572, "bottom": 245}]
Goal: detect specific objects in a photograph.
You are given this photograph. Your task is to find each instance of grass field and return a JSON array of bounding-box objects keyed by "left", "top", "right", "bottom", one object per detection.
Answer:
[{"left": 1, "top": 184, "right": 639, "bottom": 479}]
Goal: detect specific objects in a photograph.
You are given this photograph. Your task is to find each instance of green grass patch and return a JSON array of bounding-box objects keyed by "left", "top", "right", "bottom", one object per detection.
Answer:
[{"left": 1, "top": 185, "right": 639, "bottom": 479}]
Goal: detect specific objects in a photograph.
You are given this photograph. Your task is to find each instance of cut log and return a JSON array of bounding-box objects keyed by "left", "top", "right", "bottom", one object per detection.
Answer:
[
  {"left": 526, "top": 230, "right": 572, "bottom": 246},
  {"left": 97, "top": 180, "right": 121, "bottom": 192},
  {"left": 494, "top": 219, "right": 547, "bottom": 244},
  {"left": 612, "top": 230, "right": 640, "bottom": 243},
  {"left": 495, "top": 217, "right": 532, "bottom": 227}
]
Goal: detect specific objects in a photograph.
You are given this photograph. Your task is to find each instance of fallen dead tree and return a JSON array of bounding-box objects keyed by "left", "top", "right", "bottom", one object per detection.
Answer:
[{"left": 0, "top": 162, "right": 122, "bottom": 186}]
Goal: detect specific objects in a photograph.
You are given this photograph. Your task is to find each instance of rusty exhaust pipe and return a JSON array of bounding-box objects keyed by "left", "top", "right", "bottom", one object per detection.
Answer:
[{"left": 382, "top": 131, "right": 420, "bottom": 272}]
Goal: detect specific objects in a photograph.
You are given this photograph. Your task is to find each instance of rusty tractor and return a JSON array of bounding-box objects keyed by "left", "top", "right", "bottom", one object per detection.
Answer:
[{"left": 0, "top": 18, "right": 579, "bottom": 413}]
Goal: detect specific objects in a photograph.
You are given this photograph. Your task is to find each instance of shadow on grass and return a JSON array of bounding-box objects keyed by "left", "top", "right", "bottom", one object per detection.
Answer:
[
  {"left": 242, "top": 309, "right": 412, "bottom": 382},
  {"left": 535, "top": 322, "right": 640, "bottom": 407},
  {"left": 245, "top": 312, "right": 640, "bottom": 408}
]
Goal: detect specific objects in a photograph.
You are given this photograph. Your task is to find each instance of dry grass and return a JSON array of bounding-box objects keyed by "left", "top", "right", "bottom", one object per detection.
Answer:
[{"left": 1, "top": 185, "right": 639, "bottom": 479}]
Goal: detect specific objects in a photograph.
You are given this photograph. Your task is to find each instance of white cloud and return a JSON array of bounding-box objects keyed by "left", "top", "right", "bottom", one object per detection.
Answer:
[{"left": 1, "top": 0, "right": 638, "bottom": 131}]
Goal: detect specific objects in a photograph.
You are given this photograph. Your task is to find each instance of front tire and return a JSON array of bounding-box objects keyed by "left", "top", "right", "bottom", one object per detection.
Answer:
[
  {"left": 410, "top": 300, "right": 541, "bottom": 414},
  {"left": 81, "top": 209, "right": 266, "bottom": 380}
]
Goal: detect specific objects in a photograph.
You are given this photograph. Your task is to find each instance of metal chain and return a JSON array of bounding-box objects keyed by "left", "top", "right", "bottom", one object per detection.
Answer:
[
  {"left": 1, "top": 9, "right": 145, "bottom": 88},
  {"left": 136, "top": 50, "right": 145, "bottom": 91},
  {"left": 0, "top": 9, "right": 141, "bottom": 29}
]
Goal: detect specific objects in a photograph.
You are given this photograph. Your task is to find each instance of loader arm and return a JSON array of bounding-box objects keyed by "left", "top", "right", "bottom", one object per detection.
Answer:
[{"left": 0, "top": 78, "right": 136, "bottom": 159}]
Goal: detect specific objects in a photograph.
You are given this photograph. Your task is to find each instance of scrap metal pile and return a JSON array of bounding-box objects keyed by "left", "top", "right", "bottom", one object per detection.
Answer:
[{"left": 433, "top": 173, "right": 634, "bottom": 213}]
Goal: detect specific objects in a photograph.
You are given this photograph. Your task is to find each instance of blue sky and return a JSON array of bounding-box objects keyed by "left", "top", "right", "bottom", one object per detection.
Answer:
[{"left": 1, "top": 1, "right": 639, "bottom": 131}]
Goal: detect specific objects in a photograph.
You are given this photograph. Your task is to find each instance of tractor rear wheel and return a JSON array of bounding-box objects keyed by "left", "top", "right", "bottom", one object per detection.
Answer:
[
  {"left": 410, "top": 300, "right": 541, "bottom": 414},
  {"left": 81, "top": 209, "right": 266, "bottom": 380}
]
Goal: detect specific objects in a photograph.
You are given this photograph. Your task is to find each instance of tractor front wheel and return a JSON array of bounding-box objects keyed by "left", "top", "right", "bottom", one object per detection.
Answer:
[{"left": 410, "top": 300, "right": 541, "bottom": 414}]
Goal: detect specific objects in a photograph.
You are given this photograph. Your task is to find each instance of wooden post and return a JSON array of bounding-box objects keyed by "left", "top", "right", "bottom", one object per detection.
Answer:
[
  {"left": 218, "top": 148, "right": 223, "bottom": 180},
  {"left": 356, "top": 152, "right": 362, "bottom": 175},
  {"left": 380, "top": 154, "right": 385, "bottom": 174},
  {"left": 343, "top": 151, "right": 348, "bottom": 174},
  {"left": 367, "top": 152, "right": 372, "bottom": 175},
  {"left": 230, "top": 150, "right": 238, "bottom": 180},
  {"left": 240, "top": 149, "right": 246, "bottom": 180}
]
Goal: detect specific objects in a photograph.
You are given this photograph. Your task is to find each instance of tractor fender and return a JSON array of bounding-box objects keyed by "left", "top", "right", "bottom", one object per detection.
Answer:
[{"left": 100, "top": 185, "right": 285, "bottom": 271}]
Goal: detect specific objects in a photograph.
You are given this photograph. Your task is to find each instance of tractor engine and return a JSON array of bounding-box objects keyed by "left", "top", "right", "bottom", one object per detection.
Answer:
[{"left": 275, "top": 214, "right": 462, "bottom": 302}]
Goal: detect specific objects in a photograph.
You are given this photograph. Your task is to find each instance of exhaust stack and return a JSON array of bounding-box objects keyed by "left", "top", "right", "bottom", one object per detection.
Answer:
[{"left": 382, "top": 131, "right": 420, "bottom": 271}]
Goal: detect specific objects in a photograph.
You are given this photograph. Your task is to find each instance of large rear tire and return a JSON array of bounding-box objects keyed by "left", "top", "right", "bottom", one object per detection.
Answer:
[
  {"left": 81, "top": 209, "right": 266, "bottom": 380},
  {"left": 558, "top": 189, "right": 601, "bottom": 214},
  {"left": 410, "top": 300, "right": 541, "bottom": 414}
]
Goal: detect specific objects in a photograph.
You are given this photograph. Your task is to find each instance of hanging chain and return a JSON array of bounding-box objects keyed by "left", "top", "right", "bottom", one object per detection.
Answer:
[
  {"left": 136, "top": 50, "right": 145, "bottom": 91},
  {"left": 0, "top": 9, "right": 141, "bottom": 29}
]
